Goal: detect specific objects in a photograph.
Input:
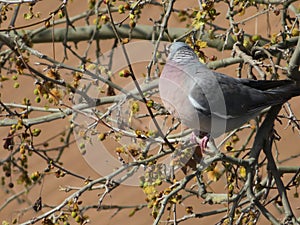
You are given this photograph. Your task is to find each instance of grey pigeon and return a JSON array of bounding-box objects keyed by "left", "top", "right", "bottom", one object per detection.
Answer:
[{"left": 159, "top": 42, "right": 300, "bottom": 137}]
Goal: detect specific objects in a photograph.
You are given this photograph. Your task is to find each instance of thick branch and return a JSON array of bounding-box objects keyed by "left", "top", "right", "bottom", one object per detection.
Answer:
[
  {"left": 28, "top": 24, "right": 236, "bottom": 51},
  {"left": 27, "top": 25, "right": 300, "bottom": 54}
]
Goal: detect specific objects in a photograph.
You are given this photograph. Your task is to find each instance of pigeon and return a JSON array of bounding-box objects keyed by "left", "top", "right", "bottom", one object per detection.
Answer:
[{"left": 159, "top": 42, "right": 300, "bottom": 140}]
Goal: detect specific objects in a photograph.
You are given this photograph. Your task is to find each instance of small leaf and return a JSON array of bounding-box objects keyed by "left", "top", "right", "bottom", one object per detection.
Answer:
[
  {"left": 128, "top": 208, "right": 137, "bottom": 217},
  {"left": 24, "top": 12, "right": 33, "bottom": 20},
  {"left": 239, "top": 166, "right": 247, "bottom": 179}
]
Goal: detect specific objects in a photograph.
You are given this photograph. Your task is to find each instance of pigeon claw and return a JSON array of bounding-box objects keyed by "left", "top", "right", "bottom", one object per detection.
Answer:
[
  {"left": 191, "top": 132, "right": 210, "bottom": 153},
  {"left": 199, "top": 135, "right": 209, "bottom": 152}
]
